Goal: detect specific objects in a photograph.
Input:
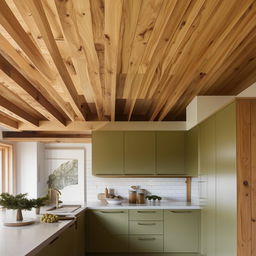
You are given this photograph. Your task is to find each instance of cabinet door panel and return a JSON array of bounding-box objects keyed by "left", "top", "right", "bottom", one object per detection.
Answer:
[
  {"left": 124, "top": 132, "right": 155, "bottom": 174},
  {"left": 89, "top": 234, "right": 129, "bottom": 253},
  {"left": 75, "top": 213, "right": 85, "bottom": 256},
  {"left": 215, "top": 103, "right": 236, "bottom": 256},
  {"left": 156, "top": 131, "right": 185, "bottom": 175},
  {"left": 92, "top": 131, "right": 124, "bottom": 175},
  {"left": 164, "top": 210, "right": 200, "bottom": 252},
  {"left": 87, "top": 210, "right": 129, "bottom": 253},
  {"left": 199, "top": 115, "right": 216, "bottom": 256},
  {"left": 185, "top": 126, "right": 199, "bottom": 176}
]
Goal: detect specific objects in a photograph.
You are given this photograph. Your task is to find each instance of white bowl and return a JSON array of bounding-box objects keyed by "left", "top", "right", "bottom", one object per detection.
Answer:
[{"left": 106, "top": 198, "right": 123, "bottom": 205}]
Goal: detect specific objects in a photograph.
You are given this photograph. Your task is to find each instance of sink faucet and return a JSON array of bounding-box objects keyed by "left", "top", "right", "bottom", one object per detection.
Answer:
[{"left": 52, "top": 189, "right": 61, "bottom": 209}]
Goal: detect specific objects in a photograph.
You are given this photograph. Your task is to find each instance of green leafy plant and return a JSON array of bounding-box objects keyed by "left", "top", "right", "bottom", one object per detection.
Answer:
[
  {"left": 0, "top": 193, "right": 35, "bottom": 221},
  {"left": 31, "top": 195, "right": 49, "bottom": 208}
]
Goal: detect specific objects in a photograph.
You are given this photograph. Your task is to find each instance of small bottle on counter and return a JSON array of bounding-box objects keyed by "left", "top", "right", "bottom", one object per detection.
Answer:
[
  {"left": 128, "top": 190, "right": 137, "bottom": 204},
  {"left": 105, "top": 187, "right": 109, "bottom": 198}
]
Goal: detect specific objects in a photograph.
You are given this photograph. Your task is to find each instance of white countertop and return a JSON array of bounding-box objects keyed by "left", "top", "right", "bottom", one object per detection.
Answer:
[
  {"left": 0, "top": 201, "right": 200, "bottom": 256},
  {"left": 0, "top": 206, "right": 86, "bottom": 256}
]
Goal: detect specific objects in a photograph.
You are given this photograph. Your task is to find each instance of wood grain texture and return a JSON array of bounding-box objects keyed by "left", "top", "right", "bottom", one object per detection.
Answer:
[
  {"left": 0, "top": 0, "right": 256, "bottom": 127},
  {"left": 236, "top": 99, "right": 251, "bottom": 256},
  {"left": 250, "top": 100, "right": 256, "bottom": 256}
]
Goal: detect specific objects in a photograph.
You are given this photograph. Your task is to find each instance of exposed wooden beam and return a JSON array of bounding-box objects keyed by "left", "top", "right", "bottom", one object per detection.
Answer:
[
  {"left": 18, "top": 120, "right": 186, "bottom": 132},
  {"left": 0, "top": 54, "right": 67, "bottom": 126},
  {"left": 0, "top": 0, "right": 54, "bottom": 81},
  {"left": 0, "top": 95, "right": 39, "bottom": 126},
  {"left": 54, "top": 0, "right": 104, "bottom": 119},
  {"left": 26, "top": 0, "right": 86, "bottom": 120},
  {"left": 105, "top": 0, "right": 123, "bottom": 121},
  {"left": 0, "top": 34, "right": 75, "bottom": 121},
  {"left": 0, "top": 113, "right": 18, "bottom": 130},
  {"left": 2, "top": 131, "right": 91, "bottom": 143}
]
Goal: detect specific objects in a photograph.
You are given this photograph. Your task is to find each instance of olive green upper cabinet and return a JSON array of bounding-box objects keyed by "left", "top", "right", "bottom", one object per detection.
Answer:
[
  {"left": 156, "top": 131, "right": 185, "bottom": 175},
  {"left": 185, "top": 126, "right": 199, "bottom": 176},
  {"left": 92, "top": 131, "right": 124, "bottom": 175},
  {"left": 124, "top": 131, "right": 156, "bottom": 175}
]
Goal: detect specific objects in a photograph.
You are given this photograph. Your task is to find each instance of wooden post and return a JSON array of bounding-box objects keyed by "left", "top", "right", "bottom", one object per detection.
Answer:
[{"left": 186, "top": 177, "right": 191, "bottom": 202}]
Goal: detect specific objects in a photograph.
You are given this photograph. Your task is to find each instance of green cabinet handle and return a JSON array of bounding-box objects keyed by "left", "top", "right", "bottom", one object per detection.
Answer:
[
  {"left": 137, "top": 222, "right": 156, "bottom": 226},
  {"left": 170, "top": 211, "right": 192, "bottom": 213},
  {"left": 138, "top": 237, "right": 156, "bottom": 241},
  {"left": 137, "top": 211, "right": 156, "bottom": 213},
  {"left": 100, "top": 211, "right": 125, "bottom": 214}
]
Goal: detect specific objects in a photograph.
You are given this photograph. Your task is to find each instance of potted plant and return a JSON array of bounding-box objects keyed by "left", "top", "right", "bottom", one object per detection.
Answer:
[
  {"left": 32, "top": 196, "right": 48, "bottom": 215},
  {"left": 0, "top": 193, "right": 35, "bottom": 221}
]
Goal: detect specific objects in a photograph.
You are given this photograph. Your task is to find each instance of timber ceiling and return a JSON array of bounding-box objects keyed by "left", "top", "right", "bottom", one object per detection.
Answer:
[{"left": 0, "top": 0, "right": 256, "bottom": 131}]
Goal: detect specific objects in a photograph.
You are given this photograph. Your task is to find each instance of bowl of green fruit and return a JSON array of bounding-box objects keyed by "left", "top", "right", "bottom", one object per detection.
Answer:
[{"left": 40, "top": 213, "right": 59, "bottom": 223}]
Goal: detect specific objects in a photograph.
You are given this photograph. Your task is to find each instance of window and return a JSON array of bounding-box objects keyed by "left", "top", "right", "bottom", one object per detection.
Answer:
[{"left": 0, "top": 143, "right": 14, "bottom": 194}]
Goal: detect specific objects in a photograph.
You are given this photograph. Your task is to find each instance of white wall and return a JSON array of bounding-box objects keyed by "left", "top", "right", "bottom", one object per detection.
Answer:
[{"left": 16, "top": 142, "right": 38, "bottom": 198}]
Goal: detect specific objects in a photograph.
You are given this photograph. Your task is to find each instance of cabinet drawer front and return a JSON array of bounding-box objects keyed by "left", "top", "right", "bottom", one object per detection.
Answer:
[
  {"left": 129, "top": 235, "right": 163, "bottom": 252},
  {"left": 129, "top": 210, "right": 163, "bottom": 220},
  {"left": 129, "top": 221, "right": 163, "bottom": 234}
]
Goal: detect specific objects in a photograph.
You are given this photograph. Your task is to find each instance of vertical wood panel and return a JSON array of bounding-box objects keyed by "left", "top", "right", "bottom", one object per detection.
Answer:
[
  {"left": 251, "top": 100, "right": 256, "bottom": 255},
  {"left": 237, "top": 99, "right": 251, "bottom": 256}
]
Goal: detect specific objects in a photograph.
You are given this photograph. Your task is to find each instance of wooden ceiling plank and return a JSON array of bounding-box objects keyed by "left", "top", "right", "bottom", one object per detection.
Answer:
[
  {"left": 0, "top": 34, "right": 75, "bottom": 121},
  {"left": 118, "top": 0, "right": 142, "bottom": 75},
  {"left": 105, "top": 0, "right": 123, "bottom": 121},
  {"left": 0, "top": 54, "right": 67, "bottom": 126},
  {"left": 0, "top": 95, "right": 39, "bottom": 126},
  {"left": 53, "top": 0, "right": 95, "bottom": 106},
  {"left": 137, "top": 0, "right": 194, "bottom": 100},
  {"left": 0, "top": 112, "right": 18, "bottom": 130},
  {"left": 125, "top": 0, "right": 189, "bottom": 120},
  {"left": 148, "top": 0, "right": 248, "bottom": 120},
  {"left": 89, "top": 0, "right": 105, "bottom": 104},
  {"left": 173, "top": 29, "right": 256, "bottom": 118},
  {"left": 25, "top": 0, "right": 86, "bottom": 120},
  {"left": 157, "top": 0, "right": 256, "bottom": 120},
  {"left": 121, "top": 0, "right": 163, "bottom": 105},
  {"left": 0, "top": 0, "right": 55, "bottom": 81},
  {"left": 146, "top": 0, "right": 207, "bottom": 100},
  {"left": 54, "top": 0, "right": 104, "bottom": 119}
]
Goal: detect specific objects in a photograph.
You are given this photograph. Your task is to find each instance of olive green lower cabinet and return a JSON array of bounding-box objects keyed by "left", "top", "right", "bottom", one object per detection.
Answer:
[
  {"left": 86, "top": 209, "right": 201, "bottom": 255},
  {"left": 36, "top": 222, "right": 76, "bottom": 256},
  {"left": 36, "top": 212, "right": 85, "bottom": 256},
  {"left": 164, "top": 210, "right": 200, "bottom": 253},
  {"left": 86, "top": 210, "right": 129, "bottom": 253}
]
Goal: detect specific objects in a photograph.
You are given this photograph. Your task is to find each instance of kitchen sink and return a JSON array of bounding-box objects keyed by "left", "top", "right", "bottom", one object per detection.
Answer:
[{"left": 46, "top": 205, "right": 81, "bottom": 213}]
